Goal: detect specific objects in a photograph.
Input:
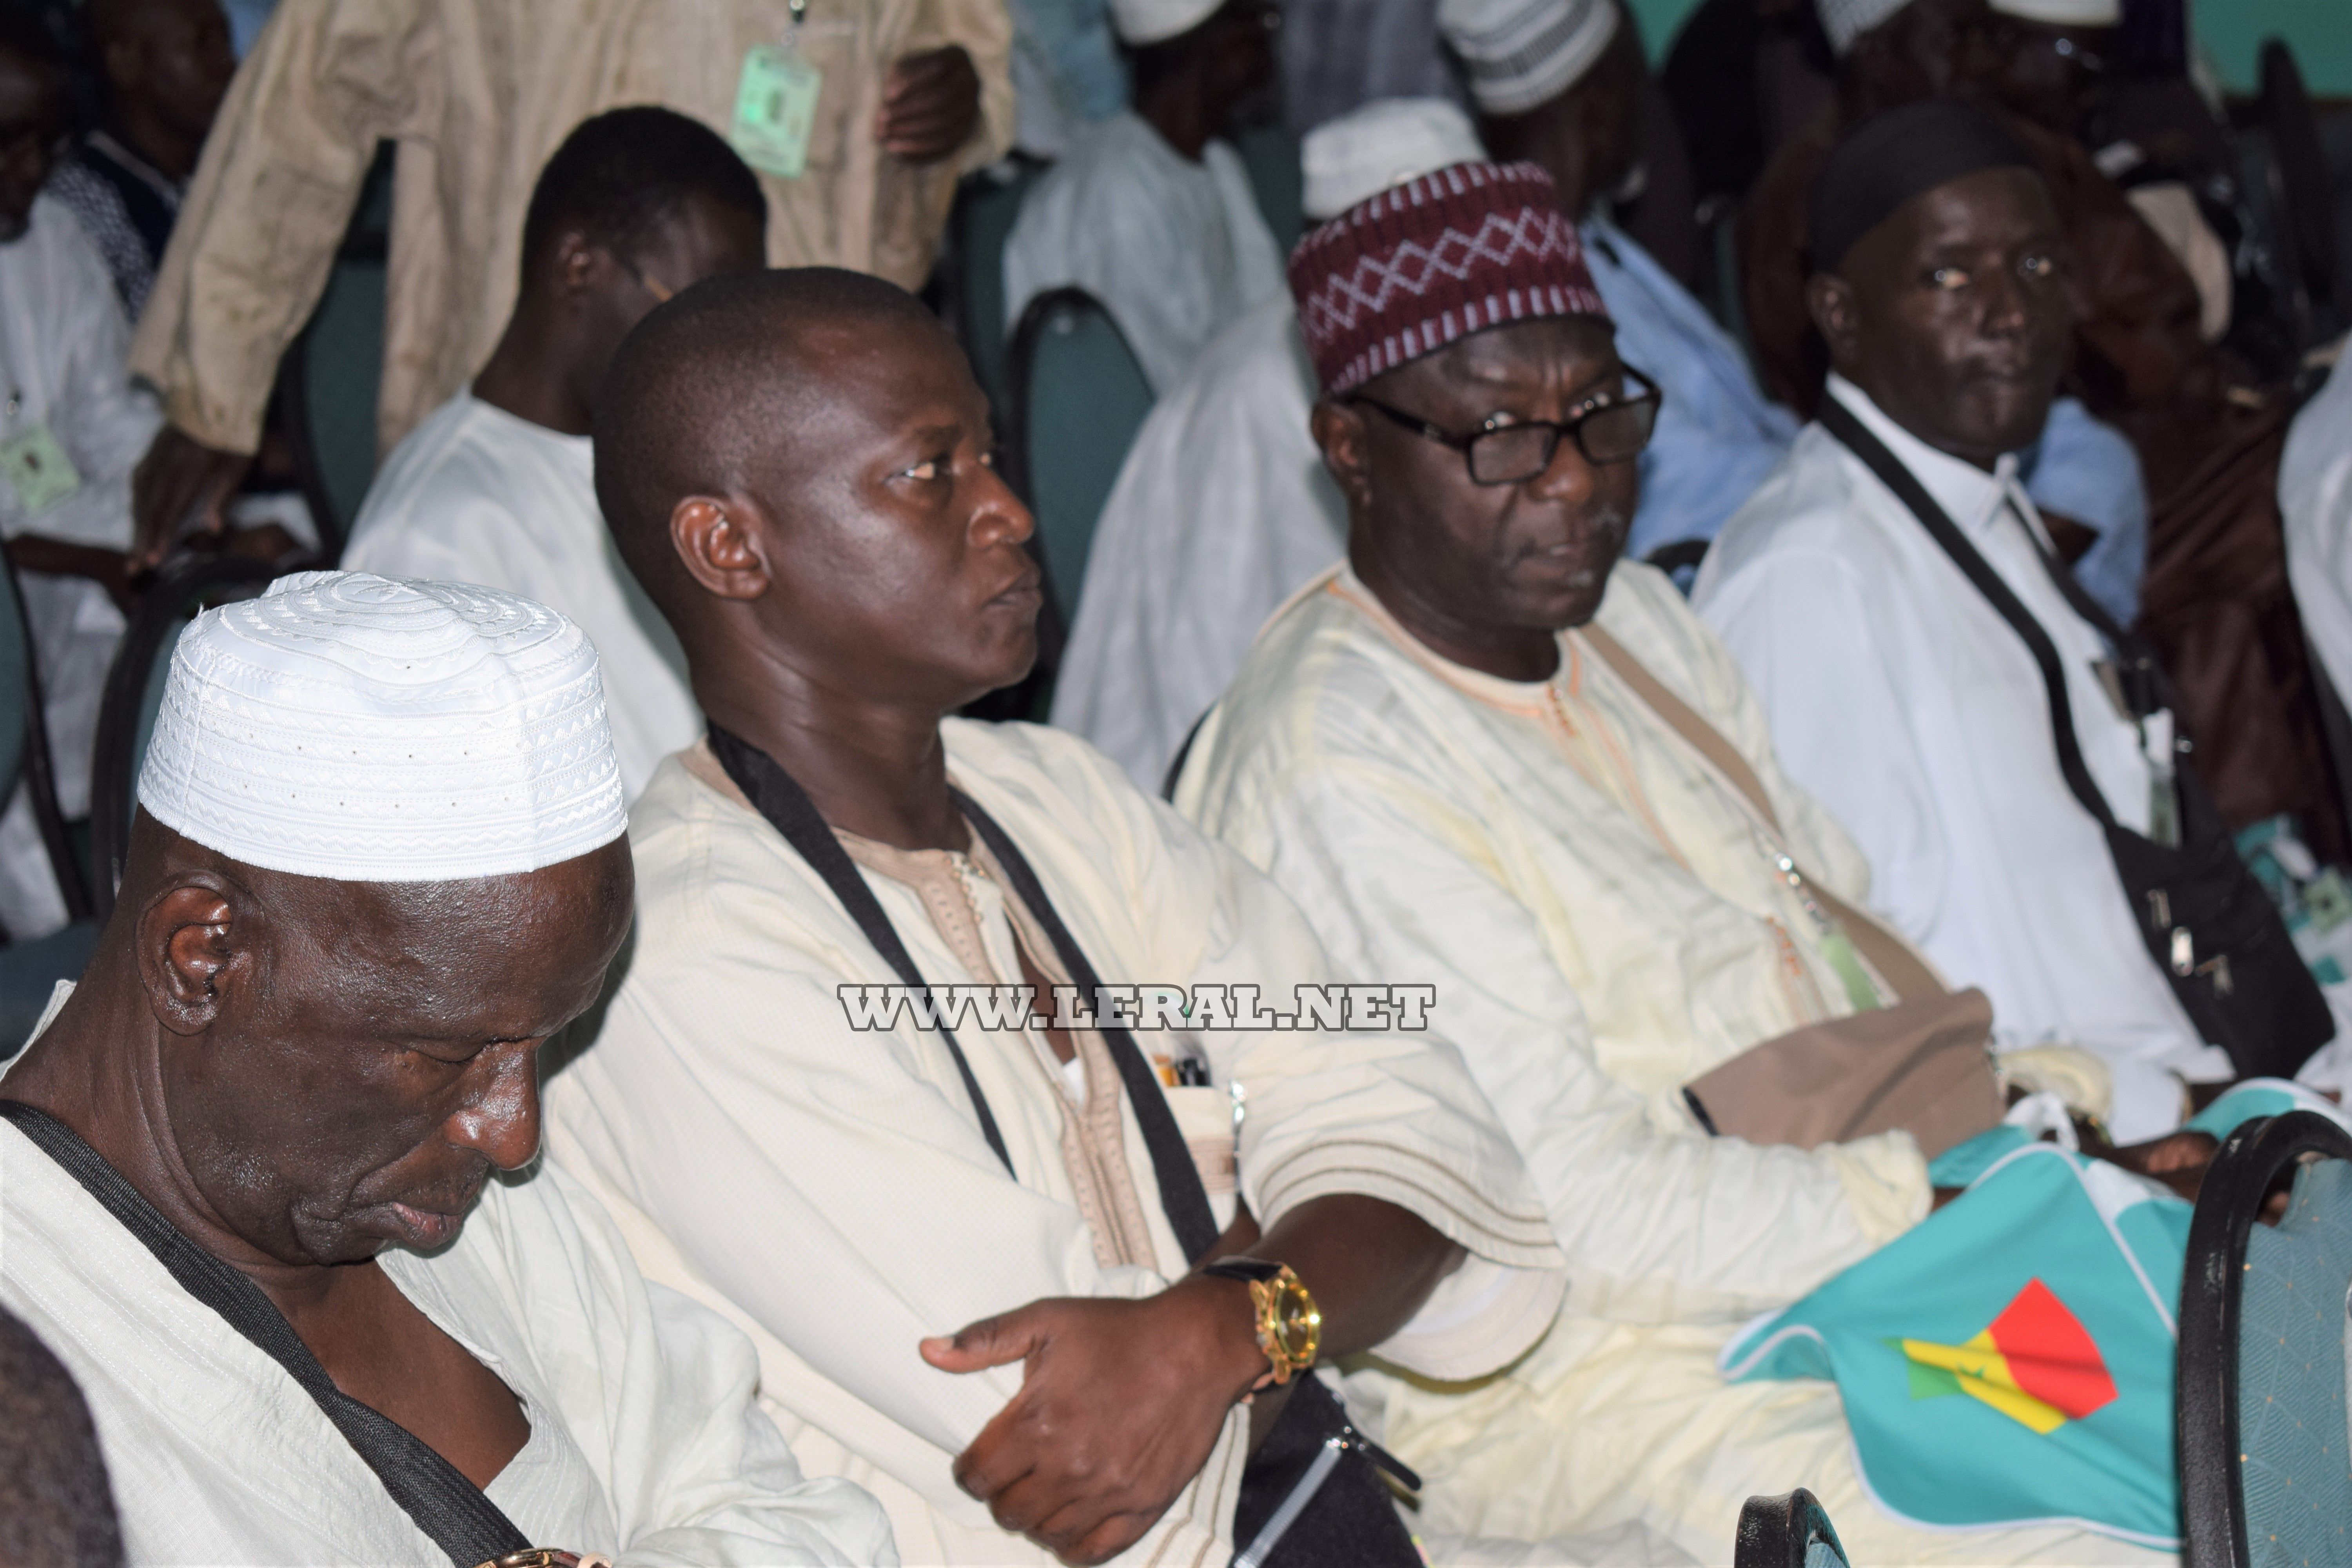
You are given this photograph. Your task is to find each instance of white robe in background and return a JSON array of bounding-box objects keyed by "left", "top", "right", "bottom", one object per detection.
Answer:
[
  {"left": 0, "top": 195, "right": 164, "bottom": 939},
  {"left": 1694, "top": 377, "right": 2218, "bottom": 1141},
  {"left": 2282, "top": 356, "right": 2352, "bottom": 704},
  {"left": 1172, "top": 560, "right": 2152, "bottom": 1566},
  {"left": 343, "top": 392, "right": 698, "bottom": 802},
  {"left": 545, "top": 721, "right": 1567, "bottom": 1567},
  {"left": 0, "top": 1007, "right": 897, "bottom": 1565},
  {"left": 1002, "top": 112, "right": 1285, "bottom": 394}
]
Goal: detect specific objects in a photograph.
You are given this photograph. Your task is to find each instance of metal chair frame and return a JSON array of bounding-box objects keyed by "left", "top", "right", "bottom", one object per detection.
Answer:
[
  {"left": 0, "top": 547, "right": 93, "bottom": 926},
  {"left": 1734, "top": 1487, "right": 1849, "bottom": 1568},
  {"left": 2176, "top": 1109, "right": 2352, "bottom": 1568}
]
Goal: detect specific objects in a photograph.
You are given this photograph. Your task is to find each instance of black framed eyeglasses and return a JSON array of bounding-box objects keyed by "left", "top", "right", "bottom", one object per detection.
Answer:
[{"left": 1351, "top": 366, "right": 1663, "bottom": 485}]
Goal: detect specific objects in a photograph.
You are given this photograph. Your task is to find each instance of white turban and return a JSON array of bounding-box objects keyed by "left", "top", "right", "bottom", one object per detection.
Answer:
[
  {"left": 1815, "top": 0, "right": 1911, "bottom": 56},
  {"left": 137, "top": 573, "right": 628, "bottom": 882},
  {"left": 1107, "top": 0, "right": 1224, "bottom": 46},
  {"left": 1988, "top": 0, "right": 2121, "bottom": 25},
  {"left": 1301, "top": 98, "right": 1486, "bottom": 220},
  {"left": 1437, "top": 0, "right": 1622, "bottom": 117}
]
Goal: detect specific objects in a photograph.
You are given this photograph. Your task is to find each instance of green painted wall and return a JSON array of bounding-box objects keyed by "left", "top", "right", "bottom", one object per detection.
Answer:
[{"left": 1620, "top": 0, "right": 2352, "bottom": 94}]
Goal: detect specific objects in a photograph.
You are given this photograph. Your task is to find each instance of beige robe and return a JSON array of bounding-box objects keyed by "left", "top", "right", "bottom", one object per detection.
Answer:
[
  {"left": 1177, "top": 561, "right": 2155, "bottom": 1565},
  {"left": 132, "top": 0, "right": 1015, "bottom": 457},
  {"left": 546, "top": 723, "right": 1568, "bottom": 1567}
]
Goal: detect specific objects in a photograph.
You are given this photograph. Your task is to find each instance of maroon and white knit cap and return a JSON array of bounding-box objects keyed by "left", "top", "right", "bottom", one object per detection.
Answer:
[{"left": 1287, "top": 160, "right": 1608, "bottom": 397}]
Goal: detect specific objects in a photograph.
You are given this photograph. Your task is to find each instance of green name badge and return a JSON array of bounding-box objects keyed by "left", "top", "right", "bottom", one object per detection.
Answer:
[
  {"left": 0, "top": 422, "right": 82, "bottom": 514},
  {"left": 730, "top": 43, "right": 822, "bottom": 180}
]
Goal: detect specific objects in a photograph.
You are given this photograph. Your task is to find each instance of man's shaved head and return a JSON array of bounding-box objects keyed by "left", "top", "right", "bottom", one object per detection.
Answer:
[{"left": 594, "top": 266, "right": 945, "bottom": 629}]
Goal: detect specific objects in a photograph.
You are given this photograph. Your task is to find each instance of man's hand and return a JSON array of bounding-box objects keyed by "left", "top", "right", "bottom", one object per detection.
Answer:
[
  {"left": 878, "top": 46, "right": 982, "bottom": 164},
  {"left": 920, "top": 1277, "right": 1266, "bottom": 1565},
  {"left": 131, "top": 426, "right": 252, "bottom": 570}
]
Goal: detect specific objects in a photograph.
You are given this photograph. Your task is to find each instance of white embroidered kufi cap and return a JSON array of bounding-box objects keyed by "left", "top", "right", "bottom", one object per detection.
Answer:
[
  {"left": 1108, "top": 0, "right": 1225, "bottom": 46},
  {"left": 1815, "top": 0, "right": 1915, "bottom": 55},
  {"left": 137, "top": 572, "right": 628, "bottom": 882},
  {"left": 1302, "top": 98, "right": 1486, "bottom": 220},
  {"left": 1438, "top": 0, "right": 1622, "bottom": 117},
  {"left": 1987, "top": 0, "right": 2121, "bottom": 25}
]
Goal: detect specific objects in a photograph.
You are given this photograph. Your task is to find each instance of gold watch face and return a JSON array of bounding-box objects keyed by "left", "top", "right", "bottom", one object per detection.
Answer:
[{"left": 1268, "top": 1270, "right": 1322, "bottom": 1365}]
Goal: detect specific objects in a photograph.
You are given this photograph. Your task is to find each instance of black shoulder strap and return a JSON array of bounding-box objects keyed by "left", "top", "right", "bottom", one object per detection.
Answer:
[
  {"left": 706, "top": 726, "right": 1016, "bottom": 1178},
  {"left": 1817, "top": 397, "right": 2123, "bottom": 833},
  {"left": 955, "top": 791, "right": 1223, "bottom": 1261},
  {"left": 0, "top": 1100, "right": 531, "bottom": 1567}
]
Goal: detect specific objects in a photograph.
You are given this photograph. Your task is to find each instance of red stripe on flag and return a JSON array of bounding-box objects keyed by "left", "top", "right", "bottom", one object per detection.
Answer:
[{"left": 1986, "top": 1279, "right": 2118, "bottom": 1421}]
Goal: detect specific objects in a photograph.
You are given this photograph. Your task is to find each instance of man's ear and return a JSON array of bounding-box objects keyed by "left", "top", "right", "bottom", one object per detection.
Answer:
[
  {"left": 1807, "top": 271, "right": 1863, "bottom": 371},
  {"left": 1310, "top": 400, "right": 1375, "bottom": 510},
  {"left": 138, "top": 881, "right": 241, "bottom": 1036},
  {"left": 551, "top": 230, "right": 602, "bottom": 299},
  {"left": 670, "top": 494, "right": 772, "bottom": 603}
]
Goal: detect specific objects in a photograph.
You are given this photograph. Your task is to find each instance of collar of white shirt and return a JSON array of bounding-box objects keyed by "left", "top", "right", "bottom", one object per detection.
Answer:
[{"left": 1823, "top": 372, "right": 2053, "bottom": 554}]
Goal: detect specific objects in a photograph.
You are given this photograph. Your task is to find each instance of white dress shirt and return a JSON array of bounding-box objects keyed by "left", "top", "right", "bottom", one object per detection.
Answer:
[
  {"left": 1002, "top": 112, "right": 1286, "bottom": 394},
  {"left": 344, "top": 392, "right": 697, "bottom": 801},
  {"left": 1695, "top": 376, "right": 2220, "bottom": 1139}
]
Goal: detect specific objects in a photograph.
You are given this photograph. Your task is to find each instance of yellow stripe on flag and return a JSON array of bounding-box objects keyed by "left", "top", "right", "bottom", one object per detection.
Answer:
[{"left": 1899, "top": 1332, "right": 2070, "bottom": 1434}]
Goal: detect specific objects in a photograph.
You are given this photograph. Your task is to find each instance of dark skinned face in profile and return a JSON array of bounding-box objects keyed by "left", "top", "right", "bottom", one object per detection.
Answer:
[
  {"left": 1809, "top": 165, "right": 2073, "bottom": 471},
  {"left": 1314, "top": 315, "right": 1640, "bottom": 683},
  {"left": 148, "top": 833, "right": 636, "bottom": 1267},
  {"left": 708, "top": 314, "right": 1041, "bottom": 718}
]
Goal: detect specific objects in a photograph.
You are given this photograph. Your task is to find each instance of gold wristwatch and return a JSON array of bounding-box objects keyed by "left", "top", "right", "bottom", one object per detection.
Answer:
[{"left": 1200, "top": 1257, "right": 1321, "bottom": 1386}]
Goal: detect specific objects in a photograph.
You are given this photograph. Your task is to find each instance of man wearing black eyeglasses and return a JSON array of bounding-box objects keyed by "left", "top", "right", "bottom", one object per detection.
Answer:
[{"left": 1174, "top": 158, "right": 2137, "bottom": 1561}]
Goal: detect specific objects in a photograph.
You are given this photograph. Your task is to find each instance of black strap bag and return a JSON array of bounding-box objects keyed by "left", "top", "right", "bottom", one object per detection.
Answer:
[
  {"left": 707, "top": 725, "right": 1423, "bottom": 1568},
  {"left": 0, "top": 1100, "right": 539, "bottom": 1567},
  {"left": 1821, "top": 400, "right": 2333, "bottom": 1080}
]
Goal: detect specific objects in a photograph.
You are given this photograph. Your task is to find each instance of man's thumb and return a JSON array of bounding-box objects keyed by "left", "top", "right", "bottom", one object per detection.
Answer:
[{"left": 920, "top": 1305, "right": 1049, "bottom": 1374}]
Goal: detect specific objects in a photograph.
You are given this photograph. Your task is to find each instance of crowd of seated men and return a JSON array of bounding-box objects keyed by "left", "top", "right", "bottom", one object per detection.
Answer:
[{"left": 2, "top": 0, "right": 2350, "bottom": 1564}]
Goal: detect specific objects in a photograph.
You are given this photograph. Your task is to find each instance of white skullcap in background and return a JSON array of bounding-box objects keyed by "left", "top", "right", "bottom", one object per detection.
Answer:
[
  {"left": 1815, "top": 0, "right": 1912, "bottom": 55},
  {"left": 1107, "top": 0, "right": 1224, "bottom": 46},
  {"left": 1301, "top": 98, "right": 1486, "bottom": 220},
  {"left": 1438, "top": 0, "right": 1622, "bottom": 117},
  {"left": 138, "top": 573, "right": 628, "bottom": 882},
  {"left": 1987, "top": 0, "right": 2121, "bottom": 25}
]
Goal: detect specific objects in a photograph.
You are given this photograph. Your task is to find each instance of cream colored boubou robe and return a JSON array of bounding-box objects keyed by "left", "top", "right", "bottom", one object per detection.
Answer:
[
  {"left": 546, "top": 723, "right": 1567, "bottom": 1568},
  {"left": 0, "top": 1004, "right": 897, "bottom": 1565},
  {"left": 133, "top": 0, "right": 1015, "bottom": 458},
  {"left": 1175, "top": 563, "right": 2159, "bottom": 1566}
]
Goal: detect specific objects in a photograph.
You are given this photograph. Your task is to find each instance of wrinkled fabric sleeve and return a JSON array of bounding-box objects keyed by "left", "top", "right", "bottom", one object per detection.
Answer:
[
  {"left": 130, "top": 0, "right": 435, "bottom": 453},
  {"left": 1237, "top": 748, "right": 1925, "bottom": 1325},
  {"left": 494, "top": 1166, "right": 901, "bottom": 1565}
]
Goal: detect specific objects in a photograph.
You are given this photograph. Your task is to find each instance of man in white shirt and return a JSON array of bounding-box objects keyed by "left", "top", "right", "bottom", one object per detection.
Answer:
[
  {"left": 549, "top": 266, "right": 1570, "bottom": 1567},
  {"left": 1694, "top": 103, "right": 2293, "bottom": 1139},
  {"left": 345, "top": 108, "right": 768, "bottom": 800},
  {"left": 2282, "top": 357, "right": 2352, "bottom": 707},
  {"left": 1002, "top": 0, "right": 1287, "bottom": 394},
  {"left": 0, "top": 572, "right": 895, "bottom": 1565}
]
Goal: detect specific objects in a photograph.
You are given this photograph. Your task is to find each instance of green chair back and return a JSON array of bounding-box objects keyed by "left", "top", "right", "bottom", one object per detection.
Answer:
[
  {"left": 278, "top": 142, "right": 393, "bottom": 561},
  {"left": 1003, "top": 287, "right": 1155, "bottom": 628},
  {"left": 944, "top": 156, "right": 1047, "bottom": 421}
]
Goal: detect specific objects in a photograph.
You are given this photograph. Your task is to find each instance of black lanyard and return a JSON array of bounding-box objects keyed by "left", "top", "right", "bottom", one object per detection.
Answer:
[{"left": 705, "top": 725, "right": 1219, "bottom": 1257}]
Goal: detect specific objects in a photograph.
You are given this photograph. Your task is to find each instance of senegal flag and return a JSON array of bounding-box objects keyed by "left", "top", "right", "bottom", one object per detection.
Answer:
[{"left": 1721, "top": 1142, "right": 2187, "bottom": 1546}]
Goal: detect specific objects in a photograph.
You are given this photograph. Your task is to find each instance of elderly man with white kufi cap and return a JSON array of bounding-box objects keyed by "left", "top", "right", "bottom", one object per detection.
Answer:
[
  {"left": 0, "top": 571, "right": 895, "bottom": 1566},
  {"left": 1048, "top": 96, "right": 1486, "bottom": 791},
  {"left": 1001, "top": 0, "right": 1287, "bottom": 394}
]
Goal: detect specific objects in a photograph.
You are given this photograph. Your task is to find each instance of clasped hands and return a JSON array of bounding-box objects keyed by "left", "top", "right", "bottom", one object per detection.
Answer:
[{"left": 919, "top": 1272, "right": 1269, "bottom": 1566}]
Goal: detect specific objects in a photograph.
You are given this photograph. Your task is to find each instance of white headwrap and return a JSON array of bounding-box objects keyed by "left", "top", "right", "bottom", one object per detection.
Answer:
[
  {"left": 1988, "top": 0, "right": 2121, "bottom": 25},
  {"left": 137, "top": 573, "right": 629, "bottom": 882},
  {"left": 1301, "top": 98, "right": 1487, "bottom": 220},
  {"left": 1437, "top": 0, "right": 1622, "bottom": 117},
  {"left": 1107, "top": 0, "right": 1224, "bottom": 46},
  {"left": 1815, "top": 0, "right": 1912, "bottom": 56}
]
